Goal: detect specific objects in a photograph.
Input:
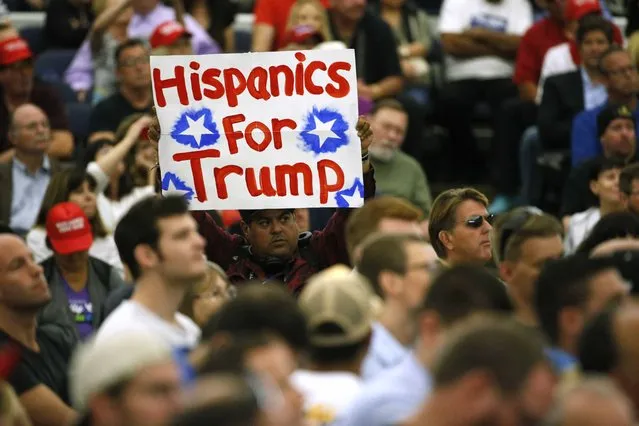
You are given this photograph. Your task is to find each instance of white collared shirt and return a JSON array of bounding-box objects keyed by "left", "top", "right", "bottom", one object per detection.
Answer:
[{"left": 361, "top": 321, "right": 409, "bottom": 381}]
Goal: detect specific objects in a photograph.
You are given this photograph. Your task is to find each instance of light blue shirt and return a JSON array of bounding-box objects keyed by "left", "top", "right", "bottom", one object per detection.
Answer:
[
  {"left": 361, "top": 322, "right": 409, "bottom": 381},
  {"left": 338, "top": 352, "right": 431, "bottom": 426},
  {"left": 9, "top": 156, "right": 52, "bottom": 234},
  {"left": 581, "top": 68, "right": 607, "bottom": 111}
]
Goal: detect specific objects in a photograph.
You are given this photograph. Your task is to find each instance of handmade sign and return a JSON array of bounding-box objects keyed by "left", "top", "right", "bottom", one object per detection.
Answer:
[{"left": 151, "top": 49, "right": 363, "bottom": 210}]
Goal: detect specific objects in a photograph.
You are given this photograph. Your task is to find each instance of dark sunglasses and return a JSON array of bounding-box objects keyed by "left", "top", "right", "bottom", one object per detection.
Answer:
[
  {"left": 464, "top": 214, "right": 495, "bottom": 228},
  {"left": 498, "top": 207, "right": 543, "bottom": 260}
]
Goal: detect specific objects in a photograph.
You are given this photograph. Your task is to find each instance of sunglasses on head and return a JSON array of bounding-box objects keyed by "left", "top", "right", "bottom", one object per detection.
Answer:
[{"left": 464, "top": 214, "right": 495, "bottom": 228}]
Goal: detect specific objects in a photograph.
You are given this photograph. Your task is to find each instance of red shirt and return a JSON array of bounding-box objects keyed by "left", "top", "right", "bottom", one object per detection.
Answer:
[
  {"left": 253, "top": 0, "right": 330, "bottom": 51},
  {"left": 513, "top": 16, "right": 623, "bottom": 86}
]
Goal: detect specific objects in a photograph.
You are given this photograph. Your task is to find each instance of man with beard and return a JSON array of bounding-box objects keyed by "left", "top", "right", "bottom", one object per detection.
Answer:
[
  {"left": 369, "top": 100, "right": 433, "bottom": 216},
  {"left": 0, "top": 232, "right": 78, "bottom": 426}
]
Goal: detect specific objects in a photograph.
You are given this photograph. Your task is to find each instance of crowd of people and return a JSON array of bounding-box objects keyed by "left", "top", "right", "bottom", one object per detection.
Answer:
[{"left": 1, "top": 0, "right": 639, "bottom": 425}]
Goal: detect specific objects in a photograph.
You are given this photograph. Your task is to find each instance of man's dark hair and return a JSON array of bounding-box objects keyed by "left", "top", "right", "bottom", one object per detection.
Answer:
[
  {"left": 115, "top": 38, "right": 147, "bottom": 65},
  {"left": 114, "top": 195, "right": 189, "bottom": 280},
  {"left": 198, "top": 333, "right": 276, "bottom": 376},
  {"left": 432, "top": 316, "right": 546, "bottom": 394},
  {"left": 534, "top": 255, "right": 618, "bottom": 345},
  {"left": 598, "top": 45, "right": 627, "bottom": 75},
  {"left": 576, "top": 14, "right": 614, "bottom": 45},
  {"left": 576, "top": 212, "right": 639, "bottom": 254},
  {"left": 357, "top": 233, "right": 425, "bottom": 298},
  {"left": 619, "top": 162, "right": 639, "bottom": 195},
  {"left": 202, "top": 283, "right": 309, "bottom": 352},
  {"left": 578, "top": 306, "right": 618, "bottom": 374},
  {"left": 422, "top": 265, "right": 513, "bottom": 327}
]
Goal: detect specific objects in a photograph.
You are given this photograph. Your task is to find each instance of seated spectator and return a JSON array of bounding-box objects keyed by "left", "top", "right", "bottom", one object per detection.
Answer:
[
  {"left": 85, "top": 0, "right": 134, "bottom": 104},
  {"left": 150, "top": 21, "right": 193, "bottom": 55},
  {"left": 538, "top": 14, "right": 613, "bottom": 151},
  {"left": 38, "top": 202, "right": 125, "bottom": 340},
  {"left": 65, "top": 0, "right": 220, "bottom": 101},
  {"left": 492, "top": 207, "right": 564, "bottom": 328},
  {"left": 178, "top": 261, "right": 234, "bottom": 328},
  {"left": 26, "top": 168, "right": 123, "bottom": 271},
  {"left": 572, "top": 47, "right": 639, "bottom": 166},
  {"left": 565, "top": 158, "right": 626, "bottom": 254},
  {"left": 44, "top": 0, "right": 94, "bottom": 49},
  {"left": 0, "top": 232, "right": 77, "bottom": 425},
  {"left": 428, "top": 188, "right": 493, "bottom": 267},
  {"left": 562, "top": 105, "right": 636, "bottom": 217},
  {"left": 183, "top": 0, "right": 238, "bottom": 52},
  {"left": 620, "top": 162, "right": 639, "bottom": 215},
  {"left": 0, "top": 38, "right": 73, "bottom": 162},
  {"left": 87, "top": 40, "right": 153, "bottom": 142},
  {"left": 368, "top": 100, "right": 433, "bottom": 216},
  {"left": 0, "top": 104, "right": 62, "bottom": 236},
  {"left": 285, "top": 0, "right": 331, "bottom": 43},
  {"left": 252, "top": 0, "right": 329, "bottom": 52},
  {"left": 574, "top": 212, "right": 639, "bottom": 255}
]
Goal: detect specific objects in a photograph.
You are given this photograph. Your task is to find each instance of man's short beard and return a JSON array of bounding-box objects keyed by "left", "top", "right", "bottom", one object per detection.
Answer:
[{"left": 369, "top": 143, "right": 397, "bottom": 162}]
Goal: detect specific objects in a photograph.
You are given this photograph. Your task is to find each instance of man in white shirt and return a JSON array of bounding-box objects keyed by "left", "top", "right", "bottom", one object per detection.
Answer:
[
  {"left": 96, "top": 195, "right": 206, "bottom": 351},
  {"left": 292, "top": 266, "right": 375, "bottom": 426},
  {"left": 356, "top": 233, "right": 438, "bottom": 380}
]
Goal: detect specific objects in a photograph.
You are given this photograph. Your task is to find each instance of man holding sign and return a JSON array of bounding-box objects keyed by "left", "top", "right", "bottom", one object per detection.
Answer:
[{"left": 148, "top": 48, "right": 375, "bottom": 294}]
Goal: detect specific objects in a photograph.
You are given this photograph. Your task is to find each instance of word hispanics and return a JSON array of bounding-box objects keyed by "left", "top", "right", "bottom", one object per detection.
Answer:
[{"left": 153, "top": 52, "right": 351, "bottom": 108}]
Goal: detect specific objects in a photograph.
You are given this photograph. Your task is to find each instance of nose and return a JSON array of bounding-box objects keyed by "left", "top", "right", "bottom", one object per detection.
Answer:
[
  {"left": 270, "top": 220, "right": 284, "bottom": 234},
  {"left": 30, "top": 260, "right": 44, "bottom": 277}
]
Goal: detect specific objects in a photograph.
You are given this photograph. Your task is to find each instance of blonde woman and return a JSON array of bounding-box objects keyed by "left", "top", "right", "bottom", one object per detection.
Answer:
[
  {"left": 285, "top": 0, "right": 331, "bottom": 43},
  {"left": 179, "top": 262, "right": 235, "bottom": 327}
]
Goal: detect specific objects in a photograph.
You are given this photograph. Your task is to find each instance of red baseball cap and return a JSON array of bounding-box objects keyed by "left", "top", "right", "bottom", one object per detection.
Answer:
[
  {"left": 0, "top": 37, "right": 32, "bottom": 66},
  {"left": 564, "top": 0, "right": 601, "bottom": 21},
  {"left": 46, "top": 202, "right": 93, "bottom": 255},
  {"left": 284, "top": 25, "right": 325, "bottom": 46},
  {"left": 150, "top": 21, "right": 192, "bottom": 49}
]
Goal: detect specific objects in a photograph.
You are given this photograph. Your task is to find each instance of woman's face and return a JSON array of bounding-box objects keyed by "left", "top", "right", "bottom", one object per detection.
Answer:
[
  {"left": 296, "top": 3, "right": 323, "bottom": 31},
  {"left": 192, "top": 273, "right": 231, "bottom": 327},
  {"left": 69, "top": 180, "right": 97, "bottom": 219},
  {"left": 592, "top": 168, "right": 622, "bottom": 205},
  {"left": 96, "top": 144, "right": 126, "bottom": 177}
]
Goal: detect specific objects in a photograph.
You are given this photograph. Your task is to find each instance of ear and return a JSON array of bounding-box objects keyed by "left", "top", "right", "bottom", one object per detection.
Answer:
[
  {"left": 589, "top": 179, "right": 599, "bottom": 196},
  {"left": 89, "top": 394, "right": 121, "bottom": 425},
  {"left": 418, "top": 311, "right": 442, "bottom": 346},
  {"left": 499, "top": 261, "right": 515, "bottom": 284},
  {"left": 133, "top": 244, "right": 159, "bottom": 272},
  {"left": 240, "top": 221, "right": 250, "bottom": 240},
  {"left": 378, "top": 270, "right": 401, "bottom": 298},
  {"left": 438, "top": 230, "right": 454, "bottom": 252},
  {"left": 558, "top": 307, "right": 585, "bottom": 341}
]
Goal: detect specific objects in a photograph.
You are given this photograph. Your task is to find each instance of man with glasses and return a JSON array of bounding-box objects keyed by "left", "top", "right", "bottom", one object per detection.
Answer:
[
  {"left": 0, "top": 36, "right": 73, "bottom": 163},
  {"left": 428, "top": 187, "right": 494, "bottom": 267},
  {"left": 356, "top": 233, "right": 438, "bottom": 380},
  {"left": 492, "top": 207, "right": 563, "bottom": 327},
  {"left": 88, "top": 39, "right": 153, "bottom": 143}
]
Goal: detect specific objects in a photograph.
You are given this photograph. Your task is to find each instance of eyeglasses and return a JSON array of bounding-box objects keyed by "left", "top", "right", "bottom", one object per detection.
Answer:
[
  {"left": 463, "top": 214, "right": 495, "bottom": 229},
  {"left": 498, "top": 206, "right": 543, "bottom": 260}
]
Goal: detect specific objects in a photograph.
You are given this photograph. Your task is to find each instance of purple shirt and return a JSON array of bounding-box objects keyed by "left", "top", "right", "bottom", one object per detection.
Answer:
[
  {"left": 64, "top": 3, "right": 221, "bottom": 91},
  {"left": 63, "top": 282, "right": 94, "bottom": 340}
]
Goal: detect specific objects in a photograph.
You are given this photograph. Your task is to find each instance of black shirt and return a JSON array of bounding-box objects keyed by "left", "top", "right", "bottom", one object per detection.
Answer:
[
  {"left": 88, "top": 92, "right": 152, "bottom": 136},
  {"left": 0, "top": 323, "right": 77, "bottom": 403},
  {"left": 327, "top": 9, "right": 402, "bottom": 85}
]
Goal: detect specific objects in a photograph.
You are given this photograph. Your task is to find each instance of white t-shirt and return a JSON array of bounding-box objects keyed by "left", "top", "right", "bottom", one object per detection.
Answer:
[
  {"left": 438, "top": 0, "right": 532, "bottom": 81},
  {"left": 564, "top": 207, "right": 601, "bottom": 255},
  {"left": 95, "top": 300, "right": 201, "bottom": 349},
  {"left": 291, "top": 370, "right": 362, "bottom": 426},
  {"left": 536, "top": 43, "right": 578, "bottom": 103}
]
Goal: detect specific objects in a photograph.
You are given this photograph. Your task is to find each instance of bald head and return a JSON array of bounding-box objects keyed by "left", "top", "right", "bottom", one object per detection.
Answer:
[{"left": 8, "top": 104, "right": 51, "bottom": 154}]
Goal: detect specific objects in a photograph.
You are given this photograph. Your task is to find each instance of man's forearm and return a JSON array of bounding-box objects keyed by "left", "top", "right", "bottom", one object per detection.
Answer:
[
  {"left": 440, "top": 34, "right": 500, "bottom": 58},
  {"left": 372, "top": 76, "right": 403, "bottom": 100},
  {"left": 474, "top": 33, "right": 521, "bottom": 57}
]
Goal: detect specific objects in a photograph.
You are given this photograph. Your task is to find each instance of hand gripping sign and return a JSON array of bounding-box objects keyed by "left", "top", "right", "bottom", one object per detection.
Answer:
[{"left": 151, "top": 49, "right": 364, "bottom": 210}]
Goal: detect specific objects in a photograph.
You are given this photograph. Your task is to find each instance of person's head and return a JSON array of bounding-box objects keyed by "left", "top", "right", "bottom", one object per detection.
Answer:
[
  {"left": 36, "top": 168, "right": 107, "bottom": 238},
  {"left": 7, "top": 104, "right": 51, "bottom": 156},
  {"left": 0, "top": 381, "right": 31, "bottom": 426},
  {"left": 70, "top": 331, "right": 181, "bottom": 426},
  {"left": 368, "top": 100, "right": 409, "bottom": 162},
  {"left": 149, "top": 21, "right": 193, "bottom": 56},
  {"left": 588, "top": 157, "right": 626, "bottom": 208},
  {"left": 576, "top": 14, "right": 613, "bottom": 72},
  {"left": 286, "top": 0, "right": 331, "bottom": 42},
  {"left": 493, "top": 208, "right": 564, "bottom": 321},
  {"left": 428, "top": 188, "right": 492, "bottom": 265},
  {"left": 619, "top": 163, "right": 639, "bottom": 214},
  {"left": 115, "top": 39, "right": 151, "bottom": 91},
  {"left": 576, "top": 212, "right": 639, "bottom": 254},
  {"left": 597, "top": 105, "right": 637, "bottom": 160},
  {"left": 599, "top": 47, "right": 639, "bottom": 101},
  {"left": 202, "top": 284, "right": 309, "bottom": 357},
  {"left": 0, "top": 37, "right": 33, "bottom": 98},
  {"left": 357, "top": 233, "right": 438, "bottom": 313},
  {"left": 346, "top": 196, "right": 423, "bottom": 263},
  {"left": 239, "top": 209, "right": 299, "bottom": 261},
  {"left": 534, "top": 255, "right": 629, "bottom": 353},
  {"left": 299, "top": 265, "right": 374, "bottom": 369},
  {"left": 46, "top": 202, "right": 93, "bottom": 268},
  {"left": 432, "top": 316, "right": 555, "bottom": 425},
  {"left": 0, "top": 233, "right": 50, "bottom": 314},
  {"left": 179, "top": 261, "right": 233, "bottom": 327},
  {"left": 114, "top": 195, "right": 207, "bottom": 283},
  {"left": 329, "top": 0, "right": 366, "bottom": 23},
  {"left": 543, "top": 376, "right": 634, "bottom": 426},
  {"left": 563, "top": 0, "right": 601, "bottom": 37}
]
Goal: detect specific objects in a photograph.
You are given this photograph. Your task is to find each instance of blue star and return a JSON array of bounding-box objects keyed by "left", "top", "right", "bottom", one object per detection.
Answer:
[
  {"left": 334, "top": 178, "right": 364, "bottom": 208},
  {"left": 171, "top": 108, "right": 220, "bottom": 149},
  {"left": 299, "top": 107, "right": 349, "bottom": 154},
  {"left": 161, "top": 172, "right": 194, "bottom": 201}
]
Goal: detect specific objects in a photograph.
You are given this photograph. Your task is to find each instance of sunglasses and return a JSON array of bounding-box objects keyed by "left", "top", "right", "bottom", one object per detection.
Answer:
[
  {"left": 498, "top": 207, "right": 543, "bottom": 260},
  {"left": 464, "top": 214, "right": 495, "bottom": 228}
]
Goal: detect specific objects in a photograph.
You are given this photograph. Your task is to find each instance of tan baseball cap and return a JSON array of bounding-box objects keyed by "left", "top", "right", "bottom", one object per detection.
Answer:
[{"left": 299, "top": 265, "right": 374, "bottom": 347}]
